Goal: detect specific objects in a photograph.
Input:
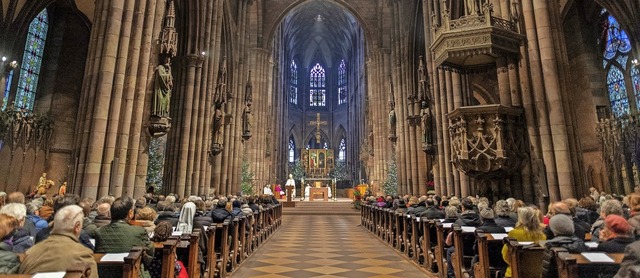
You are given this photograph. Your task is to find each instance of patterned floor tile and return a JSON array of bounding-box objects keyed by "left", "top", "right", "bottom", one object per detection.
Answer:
[{"left": 230, "top": 214, "right": 434, "bottom": 278}]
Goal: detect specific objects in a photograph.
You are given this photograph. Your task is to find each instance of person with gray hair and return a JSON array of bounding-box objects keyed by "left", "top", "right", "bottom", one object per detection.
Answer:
[
  {"left": 591, "top": 199, "right": 625, "bottom": 242},
  {"left": 25, "top": 202, "right": 47, "bottom": 232},
  {"left": 19, "top": 205, "right": 98, "bottom": 277},
  {"left": 494, "top": 200, "right": 516, "bottom": 227},
  {"left": 0, "top": 203, "right": 33, "bottom": 252}
]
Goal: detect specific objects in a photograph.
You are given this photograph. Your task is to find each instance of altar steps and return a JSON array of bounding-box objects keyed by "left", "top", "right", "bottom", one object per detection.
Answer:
[{"left": 282, "top": 200, "right": 360, "bottom": 215}]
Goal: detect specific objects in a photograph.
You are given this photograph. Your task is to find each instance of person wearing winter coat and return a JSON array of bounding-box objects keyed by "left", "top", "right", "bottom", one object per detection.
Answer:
[
  {"left": 597, "top": 214, "right": 635, "bottom": 253},
  {"left": 0, "top": 214, "right": 20, "bottom": 274},
  {"left": 541, "top": 214, "right": 587, "bottom": 278}
]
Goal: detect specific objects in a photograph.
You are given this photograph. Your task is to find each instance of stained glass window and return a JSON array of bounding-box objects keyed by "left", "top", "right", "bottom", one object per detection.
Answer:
[
  {"left": 289, "top": 60, "right": 297, "bottom": 104},
  {"left": 607, "top": 66, "right": 629, "bottom": 118},
  {"left": 338, "top": 138, "right": 346, "bottom": 162},
  {"left": 2, "top": 69, "right": 14, "bottom": 111},
  {"left": 289, "top": 137, "right": 295, "bottom": 163},
  {"left": 602, "top": 10, "right": 635, "bottom": 117},
  {"left": 16, "top": 9, "right": 48, "bottom": 111},
  {"left": 338, "top": 60, "right": 347, "bottom": 105},
  {"left": 310, "top": 63, "right": 326, "bottom": 106}
]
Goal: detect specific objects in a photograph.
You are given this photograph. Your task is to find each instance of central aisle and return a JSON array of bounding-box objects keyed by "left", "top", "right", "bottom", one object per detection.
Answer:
[{"left": 231, "top": 214, "right": 432, "bottom": 277}]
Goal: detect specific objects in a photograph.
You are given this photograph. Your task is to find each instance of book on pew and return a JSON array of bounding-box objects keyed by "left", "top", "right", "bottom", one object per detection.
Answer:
[
  {"left": 32, "top": 272, "right": 66, "bottom": 278},
  {"left": 100, "top": 253, "right": 130, "bottom": 262},
  {"left": 490, "top": 233, "right": 508, "bottom": 240},
  {"left": 585, "top": 242, "right": 599, "bottom": 249},
  {"left": 581, "top": 252, "right": 615, "bottom": 263}
]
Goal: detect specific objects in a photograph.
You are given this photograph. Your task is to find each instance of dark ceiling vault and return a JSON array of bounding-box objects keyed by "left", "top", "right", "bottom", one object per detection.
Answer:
[{"left": 282, "top": 0, "right": 361, "bottom": 67}]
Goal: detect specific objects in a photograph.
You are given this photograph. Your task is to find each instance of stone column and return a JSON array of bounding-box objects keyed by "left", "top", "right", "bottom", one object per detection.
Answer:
[
  {"left": 507, "top": 57, "right": 521, "bottom": 106},
  {"left": 521, "top": 0, "right": 560, "bottom": 201},
  {"left": 497, "top": 57, "right": 512, "bottom": 107},
  {"left": 531, "top": 0, "right": 575, "bottom": 199}
]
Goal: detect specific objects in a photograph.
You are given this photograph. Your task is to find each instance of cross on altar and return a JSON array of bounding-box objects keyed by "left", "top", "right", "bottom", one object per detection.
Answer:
[{"left": 309, "top": 113, "right": 327, "bottom": 142}]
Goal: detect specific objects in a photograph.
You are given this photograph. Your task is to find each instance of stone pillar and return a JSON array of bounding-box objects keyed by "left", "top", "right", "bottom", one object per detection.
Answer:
[
  {"left": 497, "top": 57, "right": 512, "bottom": 107},
  {"left": 521, "top": 0, "right": 560, "bottom": 201},
  {"left": 508, "top": 57, "right": 521, "bottom": 106},
  {"left": 532, "top": 0, "right": 575, "bottom": 199}
]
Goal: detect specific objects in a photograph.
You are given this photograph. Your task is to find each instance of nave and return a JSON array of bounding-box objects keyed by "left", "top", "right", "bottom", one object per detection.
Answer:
[{"left": 231, "top": 214, "right": 430, "bottom": 278}]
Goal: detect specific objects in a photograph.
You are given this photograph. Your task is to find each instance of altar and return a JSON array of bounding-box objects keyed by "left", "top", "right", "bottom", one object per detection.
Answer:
[{"left": 309, "top": 187, "right": 329, "bottom": 201}]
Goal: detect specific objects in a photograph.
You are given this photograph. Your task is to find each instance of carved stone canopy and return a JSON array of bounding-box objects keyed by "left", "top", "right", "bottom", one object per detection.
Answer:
[
  {"left": 430, "top": 4, "right": 524, "bottom": 68},
  {"left": 448, "top": 104, "right": 526, "bottom": 179}
]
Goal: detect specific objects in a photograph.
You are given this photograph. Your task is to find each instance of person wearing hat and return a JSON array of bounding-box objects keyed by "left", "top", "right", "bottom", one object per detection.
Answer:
[
  {"left": 542, "top": 214, "right": 588, "bottom": 278},
  {"left": 597, "top": 214, "right": 634, "bottom": 253},
  {"left": 477, "top": 208, "right": 506, "bottom": 233}
]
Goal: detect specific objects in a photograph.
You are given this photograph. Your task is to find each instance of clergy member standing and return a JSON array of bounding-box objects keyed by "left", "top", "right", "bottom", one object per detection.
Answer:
[{"left": 285, "top": 174, "right": 296, "bottom": 199}]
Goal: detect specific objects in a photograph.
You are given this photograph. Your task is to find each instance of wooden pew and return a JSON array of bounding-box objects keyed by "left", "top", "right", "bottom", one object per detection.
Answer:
[
  {"left": 213, "top": 221, "right": 230, "bottom": 278},
  {"left": 554, "top": 249, "right": 622, "bottom": 278},
  {"left": 422, "top": 219, "right": 442, "bottom": 273},
  {"left": 473, "top": 232, "right": 508, "bottom": 278},
  {"left": 503, "top": 237, "right": 545, "bottom": 278},
  {"left": 174, "top": 230, "right": 201, "bottom": 278},
  {"left": 251, "top": 211, "right": 260, "bottom": 251},
  {"left": 394, "top": 212, "right": 403, "bottom": 250},
  {"left": 204, "top": 225, "right": 217, "bottom": 278},
  {"left": 153, "top": 239, "right": 178, "bottom": 278},
  {"left": 94, "top": 247, "right": 143, "bottom": 278},
  {"left": 434, "top": 221, "right": 454, "bottom": 278},
  {"left": 229, "top": 217, "right": 241, "bottom": 271},
  {"left": 410, "top": 215, "right": 419, "bottom": 263},
  {"left": 386, "top": 209, "right": 395, "bottom": 245}
]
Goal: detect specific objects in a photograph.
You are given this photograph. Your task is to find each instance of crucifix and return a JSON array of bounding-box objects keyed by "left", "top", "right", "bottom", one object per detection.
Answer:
[{"left": 309, "top": 113, "right": 327, "bottom": 143}]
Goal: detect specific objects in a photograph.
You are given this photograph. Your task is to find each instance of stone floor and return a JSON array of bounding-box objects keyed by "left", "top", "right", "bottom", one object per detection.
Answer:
[{"left": 230, "top": 214, "right": 432, "bottom": 277}]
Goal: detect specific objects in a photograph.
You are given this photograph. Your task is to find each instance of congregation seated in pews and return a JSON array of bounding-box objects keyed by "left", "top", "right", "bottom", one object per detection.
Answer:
[
  {"left": 0, "top": 190, "right": 282, "bottom": 277},
  {"left": 361, "top": 191, "right": 640, "bottom": 278}
]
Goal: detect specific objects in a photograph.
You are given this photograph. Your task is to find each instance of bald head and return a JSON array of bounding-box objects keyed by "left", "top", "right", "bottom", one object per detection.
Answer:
[{"left": 97, "top": 203, "right": 111, "bottom": 217}]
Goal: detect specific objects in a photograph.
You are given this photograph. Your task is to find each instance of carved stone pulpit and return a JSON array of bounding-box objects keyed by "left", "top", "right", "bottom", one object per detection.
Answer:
[
  {"left": 285, "top": 185, "right": 294, "bottom": 202},
  {"left": 448, "top": 104, "right": 526, "bottom": 179}
]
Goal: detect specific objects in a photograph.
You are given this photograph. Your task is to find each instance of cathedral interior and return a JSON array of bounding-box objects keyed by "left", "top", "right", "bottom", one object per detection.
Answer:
[{"left": 1, "top": 0, "right": 639, "bottom": 204}]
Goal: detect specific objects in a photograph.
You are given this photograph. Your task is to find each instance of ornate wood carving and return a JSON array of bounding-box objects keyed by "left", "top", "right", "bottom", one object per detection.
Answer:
[{"left": 448, "top": 104, "right": 526, "bottom": 178}]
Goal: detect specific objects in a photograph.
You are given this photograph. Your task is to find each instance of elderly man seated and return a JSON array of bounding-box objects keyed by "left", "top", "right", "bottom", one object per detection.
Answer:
[
  {"left": 95, "top": 196, "right": 155, "bottom": 278},
  {"left": 20, "top": 205, "right": 98, "bottom": 277}
]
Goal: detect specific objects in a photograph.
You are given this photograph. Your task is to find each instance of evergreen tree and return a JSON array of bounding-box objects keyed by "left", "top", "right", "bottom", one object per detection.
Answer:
[
  {"left": 330, "top": 161, "right": 348, "bottom": 181},
  {"left": 290, "top": 158, "right": 305, "bottom": 180},
  {"left": 383, "top": 158, "right": 398, "bottom": 196},
  {"left": 146, "top": 137, "right": 166, "bottom": 192},
  {"left": 241, "top": 155, "right": 255, "bottom": 195}
]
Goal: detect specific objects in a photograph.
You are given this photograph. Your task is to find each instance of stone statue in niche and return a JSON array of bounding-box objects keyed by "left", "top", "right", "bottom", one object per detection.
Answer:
[
  {"left": 152, "top": 55, "right": 173, "bottom": 118},
  {"left": 417, "top": 56, "right": 428, "bottom": 101},
  {"left": 421, "top": 101, "right": 432, "bottom": 144},
  {"left": 466, "top": 0, "right": 479, "bottom": 15},
  {"left": 242, "top": 71, "right": 253, "bottom": 140},
  {"left": 387, "top": 79, "right": 397, "bottom": 142},
  {"left": 210, "top": 57, "right": 228, "bottom": 157},
  {"left": 388, "top": 100, "right": 396, "bottom": 141}
]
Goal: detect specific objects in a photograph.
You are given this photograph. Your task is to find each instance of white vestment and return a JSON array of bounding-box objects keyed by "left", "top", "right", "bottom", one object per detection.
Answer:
[
  {"left": 263, "top": 186, "right": 273, "bottom": 195},
  {"left": 327, "top": 187, "right": 332, "bottom": 198},
  {"left": 304, "top": 185, "right": 310, "bottom": 198},
  {"left": 285, "top": 178, "right": 296, "bottom": 198}
]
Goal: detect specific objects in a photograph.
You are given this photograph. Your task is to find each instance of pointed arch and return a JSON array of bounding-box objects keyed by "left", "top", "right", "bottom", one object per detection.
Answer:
[{"left": 305, "top": 129, "right": 331, "bottom": 149}]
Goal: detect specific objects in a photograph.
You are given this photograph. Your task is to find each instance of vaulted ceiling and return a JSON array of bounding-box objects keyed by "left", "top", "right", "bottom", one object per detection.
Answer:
[{"left": 281, "top": 0, "right": 362, "bottom": 68}]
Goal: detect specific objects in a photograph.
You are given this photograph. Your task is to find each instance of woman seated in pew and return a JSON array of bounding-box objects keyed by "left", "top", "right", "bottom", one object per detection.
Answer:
[
  {"left": 177, "top": 201, "right": 208, "bottom": 271},
  {"left": 541, "top": 214, "right": 588, "bottom": 278},
  {"left": 133, "top": 207, "right": 157, "bottom": 236},
  {"left": 149, "top": 221, "right": 188, "bottom": 278},
  {"left": 0, "top": 214, "right": 20, "bottom": 274},
  {"left": 597, "top": 214, "right": 634, "bottom": 253},
  {"left": 501, "top": 206, "right": 546, "bottom": 278}
]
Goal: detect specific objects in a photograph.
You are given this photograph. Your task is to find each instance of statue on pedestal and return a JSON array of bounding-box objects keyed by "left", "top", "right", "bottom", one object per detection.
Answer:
[
  {"left": 387, "top": 78, "right": 397, "bottom": 142},
  {"left": 210, "top": 57, "right": 228, "bottom": 157},
  {"left": 242, "top": 71, "right": 253, "bottom": 140},
  {"left": 421, "top": 101, "right": 433, "bottom": 144},
  {"left": 152, "top": 55, "right": 173, "bottom": 118}
]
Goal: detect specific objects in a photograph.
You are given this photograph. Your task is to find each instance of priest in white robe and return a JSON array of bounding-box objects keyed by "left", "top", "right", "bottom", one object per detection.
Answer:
[
  {"left": 285, "top": 174, "right": 296, "bottom": 198},
  {"left": 263, "top": 184, "right": 273, "bottom": 195},
  {"left": 304, "top": 184, "right": 310, "bottom": 200}
]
